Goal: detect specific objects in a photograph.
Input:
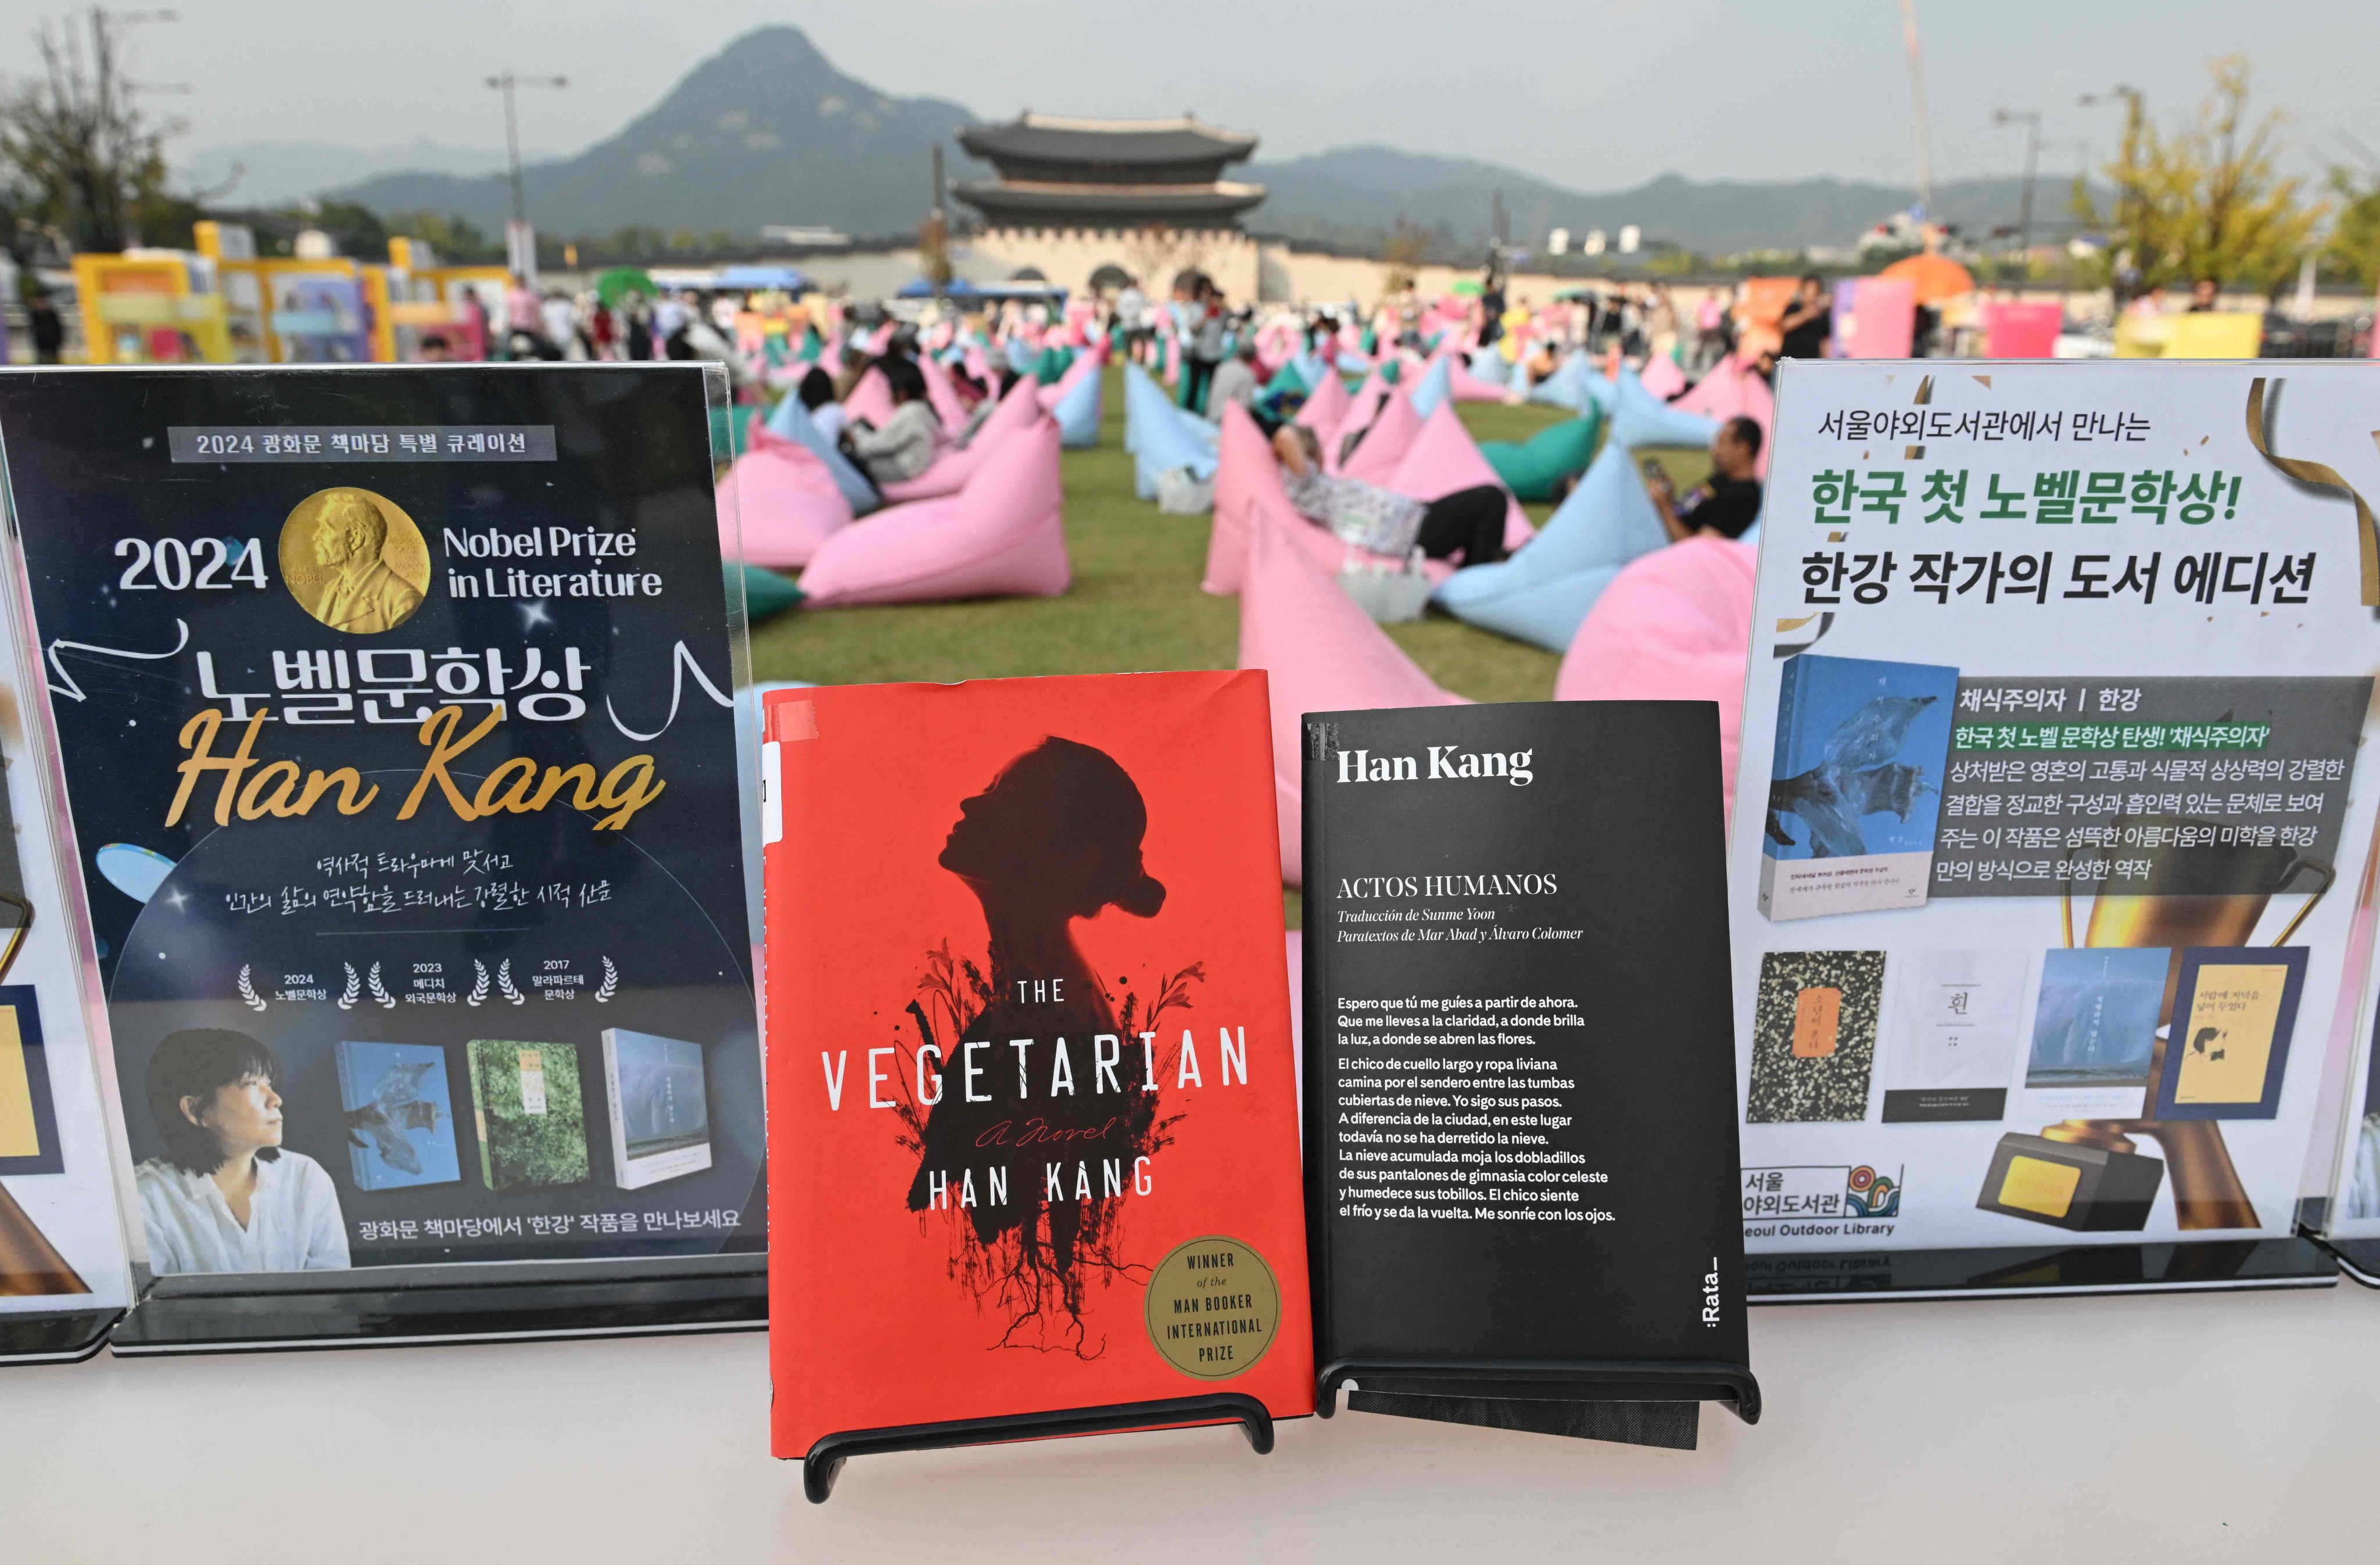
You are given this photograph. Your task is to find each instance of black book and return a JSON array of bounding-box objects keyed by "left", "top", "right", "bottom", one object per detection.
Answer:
[{"left": 1300, "top": 702, "right": 1757, "bottom": 1447}]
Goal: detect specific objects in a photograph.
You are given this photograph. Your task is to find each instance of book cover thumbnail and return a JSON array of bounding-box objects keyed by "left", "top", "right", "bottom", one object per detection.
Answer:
[
  {"left": 763, "top": 671, "right": 1313, "bottom": 1460},
  {"left": 1880, "top": 950, "right": 2027, "bottom": 1122},
  {"left": 2026, "top": 947, "right": 2170, "bottom": 1090},
  {"left": 603, "top": 1028, "right": 713, "bottom": 1190},
  {"left": 2154, "top": 946, "right": 2308, "bottom": 1122},
  {"left": 1758, "top": 654, "right": 1956, "bottom": 922},
  {"left": 467, "top": 1040, "right": 590, "bottom": 1192},
  {"left": 335, "top": 1041, "right": 461, "bottom": 1192},
  {"left": 1747, "top": 950, "right": 1886, "bottom": 1123}
]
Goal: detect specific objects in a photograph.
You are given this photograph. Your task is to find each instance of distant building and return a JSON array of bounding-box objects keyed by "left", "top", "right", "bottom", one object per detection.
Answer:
[
  {"left": 954, "top": 113, "right": 1265, "bottom": 230},
  {"left": 949, "top": 113, "right": 1268, "bottom": 301}
]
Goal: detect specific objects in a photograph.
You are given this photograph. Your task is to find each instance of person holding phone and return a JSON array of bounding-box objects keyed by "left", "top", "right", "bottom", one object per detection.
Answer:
[{"left": 1645, "top": 416, "right": 1765, "bottom": 543}]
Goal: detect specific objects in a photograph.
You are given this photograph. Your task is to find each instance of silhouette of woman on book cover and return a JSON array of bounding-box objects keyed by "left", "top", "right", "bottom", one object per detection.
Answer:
[{"left": 902, "top": 736, "right": 1197, "bottom": 1351}]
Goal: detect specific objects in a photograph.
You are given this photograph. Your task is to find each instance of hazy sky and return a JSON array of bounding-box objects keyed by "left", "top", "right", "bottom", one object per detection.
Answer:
[{"left": 5, "top": 0, "right": 2372, "bottom": 192}]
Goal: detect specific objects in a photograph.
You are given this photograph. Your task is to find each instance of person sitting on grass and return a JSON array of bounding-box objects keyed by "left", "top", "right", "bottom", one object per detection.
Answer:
[
  {"left": 1644, "top": 415, "right": 1764, "bottom": 542},
  {"left": 1270, "top": 424, "right": 1510, "bottom": 567},
  {"left": 841, "top": 356, "right": 942, "bottom": 489}
]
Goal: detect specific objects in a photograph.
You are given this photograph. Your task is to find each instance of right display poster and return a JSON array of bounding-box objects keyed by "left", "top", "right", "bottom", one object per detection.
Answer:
[{"left": 1733, "top": 360, "right": 2380, "bottom": 1288}]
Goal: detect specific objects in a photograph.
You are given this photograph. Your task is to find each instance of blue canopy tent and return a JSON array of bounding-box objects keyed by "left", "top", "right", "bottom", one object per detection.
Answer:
[
  {"left": 716, "top": 264, "right": 814, "bottom": 292},
  {"left": 893, "top": 278, "right": 1071, "bottom": 303}
]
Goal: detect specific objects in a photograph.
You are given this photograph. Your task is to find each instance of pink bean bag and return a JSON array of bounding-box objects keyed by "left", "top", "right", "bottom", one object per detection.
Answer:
[
  {"left": 920, "top": 355, "right": 969, "bottom": 429},
  {"left": 1675, "top": 357, "right": 1775, "bottom": 478},
  {"left": 1340, "top": 390, "right": 1421, "bottom": 484},
  {"left": 1203, "top": 401, "right": 1276, "bottom": 596},
  {"left": 1297, "top": 366, "right": 1352, "bottom": 435},
  {"left": 1327, "top": 373, "right": 1395, "bottom": 472},
  {"left": 1206, "top": 400, "right": 1459, "bottom": 595},
  {"left": 1446, "top": 356, "right": 1510, "bottom": 403},
  {"left": 1386, "top": 401, "right": 1536, "bottom": 555},
  {"left": 721, "top": 425, "right": 854, "bottom": 569},
  {"left": 876, "top": 377, "right": 1044, "bottom": 502},
  {"left": 1555, "top": 534, "right": 1757, "bottom": 799},
  {"left": 1238, "top": 505, "right": 1468, "bottom": 884},
  {"left": 843, "top": 365, "right": 894, "bottom": 429},
  {"left": 1639, "top": 354, "right": 1687, "bottom": 400},
  {"left": 798, "top": 417, "right": 1069, "bottom": 609}
]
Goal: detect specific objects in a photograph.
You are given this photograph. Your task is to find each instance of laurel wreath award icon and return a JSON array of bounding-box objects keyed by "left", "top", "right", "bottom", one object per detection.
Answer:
[
  {"left": 236, "top": 963, "right": 267, "bottom": 1013},
  {"left": 367, "top": 961, "right": 396, "bottom": 1009},
  {"left": 467, "top": 960, "right": 491, "bottom": 1006},
  {"left": 336, "top": 963, "right": 361, "bottom": 1011},
  {"left": 594, "top": 956, "right": 618, "bottom": 1003}
]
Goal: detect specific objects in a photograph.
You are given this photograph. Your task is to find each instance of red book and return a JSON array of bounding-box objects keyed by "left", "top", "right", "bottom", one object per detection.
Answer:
[{"left": 764, "top": 671, "right": 1314, "bottom": 1462}]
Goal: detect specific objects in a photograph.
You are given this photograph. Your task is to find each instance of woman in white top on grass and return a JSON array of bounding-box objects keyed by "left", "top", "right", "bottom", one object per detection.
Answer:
[{"left": 134, "top": 1029, "right": 350, "bottom": 1275}]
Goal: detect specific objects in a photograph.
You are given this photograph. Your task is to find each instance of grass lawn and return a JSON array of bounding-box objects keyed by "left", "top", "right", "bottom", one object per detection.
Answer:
[
  {"left": 748, "top": 365, "right": 1576, "bottom": 702},
  {"left": 745, "top": 366, "right": 1622, "bottom": 927}
]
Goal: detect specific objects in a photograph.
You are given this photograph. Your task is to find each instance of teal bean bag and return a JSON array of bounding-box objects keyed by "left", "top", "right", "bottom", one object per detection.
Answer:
[
  {"left": 734, "top": 562, "right": 805, "bottom": 621},
  {"left": 707, "top": 404, "right": 754, "bottom": 462},
  {"left": 1262, "top": 358, "right": 1311, "bottom": 398},
  {"left": 1481, "top": 408, "right": 1603, "bottom": 504}
]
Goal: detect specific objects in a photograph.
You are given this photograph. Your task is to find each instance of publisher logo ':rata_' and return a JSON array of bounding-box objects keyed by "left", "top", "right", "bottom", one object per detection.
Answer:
[{"left": 1334, "top": 746, "right": 1535, "bottom": 786}]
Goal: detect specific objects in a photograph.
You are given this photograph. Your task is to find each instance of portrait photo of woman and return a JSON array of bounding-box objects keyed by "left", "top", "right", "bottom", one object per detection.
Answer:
[{"left": 134, "top": 1028, "right": 350, "bottom": 1275}]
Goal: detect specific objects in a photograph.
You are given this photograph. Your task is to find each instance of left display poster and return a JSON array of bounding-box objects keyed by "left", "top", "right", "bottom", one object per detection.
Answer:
[
  {"left": 0, "top": 364, "right": 762, "bottom": 1351},
  {"left": 0, "top": 494, "right": 134, "bottom": 1363}
]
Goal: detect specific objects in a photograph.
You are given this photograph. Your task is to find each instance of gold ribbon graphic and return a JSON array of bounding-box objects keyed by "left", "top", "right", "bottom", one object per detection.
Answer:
[{"left": 2244, "top": 377, "right": 2380, "bottom": 608}]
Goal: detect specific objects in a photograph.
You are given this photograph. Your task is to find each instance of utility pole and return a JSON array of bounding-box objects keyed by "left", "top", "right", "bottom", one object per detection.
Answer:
[
  {"left": 1992, "top": 107, "right": 2043, "bottom": 266},
  {"left": 486, "top": 71, "right": 567, "bottom": 283},
  {"left": 1897, "top": 0, "right": 1934, "bottom": 221}
]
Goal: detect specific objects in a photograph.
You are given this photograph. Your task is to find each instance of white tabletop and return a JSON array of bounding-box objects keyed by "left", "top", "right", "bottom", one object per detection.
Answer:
[{"left": 6, "top": 1283, "right": 2375, "bottom": 1562}]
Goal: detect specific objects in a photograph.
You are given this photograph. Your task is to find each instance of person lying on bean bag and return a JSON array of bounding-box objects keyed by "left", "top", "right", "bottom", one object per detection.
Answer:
[{"left": 1271, "top": 424, "right": 1509, "bottom": 568}]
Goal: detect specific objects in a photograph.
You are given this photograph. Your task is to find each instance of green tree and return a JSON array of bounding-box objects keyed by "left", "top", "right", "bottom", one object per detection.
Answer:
[
  {"left": 2324, "top": 168, "right": 2380, "bottom": 288},
  {"left": 0, "top": 11, "right": 194, "bottom": 256},
  {"left": 2071, "top": 56, "right": 2324, "bottom": 301}
]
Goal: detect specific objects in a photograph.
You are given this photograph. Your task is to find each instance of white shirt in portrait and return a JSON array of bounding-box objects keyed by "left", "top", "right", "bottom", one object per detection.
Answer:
[{"left": 135, "top": 1151, "right": 353, "bottom": 1275}]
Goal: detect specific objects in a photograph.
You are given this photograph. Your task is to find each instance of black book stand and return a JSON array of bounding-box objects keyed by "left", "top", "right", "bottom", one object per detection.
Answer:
[{"left": 802, "top": 1392, "right": 1275, "bottom": 1502}]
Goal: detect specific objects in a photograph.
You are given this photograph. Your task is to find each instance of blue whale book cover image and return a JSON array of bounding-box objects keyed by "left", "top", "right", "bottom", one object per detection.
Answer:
[
  {"left": 1758, "top": 654, "right": 1958, "bottom": 923},
  {"left": 336, "top": 1041, "right": 462, "bottom": 1192}
]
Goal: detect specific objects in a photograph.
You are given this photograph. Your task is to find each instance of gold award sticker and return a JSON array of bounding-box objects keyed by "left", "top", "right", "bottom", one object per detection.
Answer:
[
  {"left": 278, "top": 486, "right": 431, "bottom": 635},
  {"left": 1145, "top": 1236, "right": 1279, "bottom": 1380}
]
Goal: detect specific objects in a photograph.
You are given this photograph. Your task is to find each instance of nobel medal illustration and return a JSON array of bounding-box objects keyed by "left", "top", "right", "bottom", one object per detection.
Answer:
[{"left": 278, "top": 487, "right": 429, "bottom": 634}]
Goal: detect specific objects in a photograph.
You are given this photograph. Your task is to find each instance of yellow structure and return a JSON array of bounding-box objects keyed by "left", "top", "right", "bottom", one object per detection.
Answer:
[
  {"left": 69, "top": 252, "right": 233, "bottom": 365},
  {"left": 2114, "top": 311, "right": 2264, "bottom": 360}
]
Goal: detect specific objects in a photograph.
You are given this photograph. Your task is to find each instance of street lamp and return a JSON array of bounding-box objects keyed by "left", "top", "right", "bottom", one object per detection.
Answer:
[
  {"left": 1992, "top": 107, "right": 2043, "bottom": 263},
  {"left": 486, "top": 72, "right": 567, "bottom": 281}
]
